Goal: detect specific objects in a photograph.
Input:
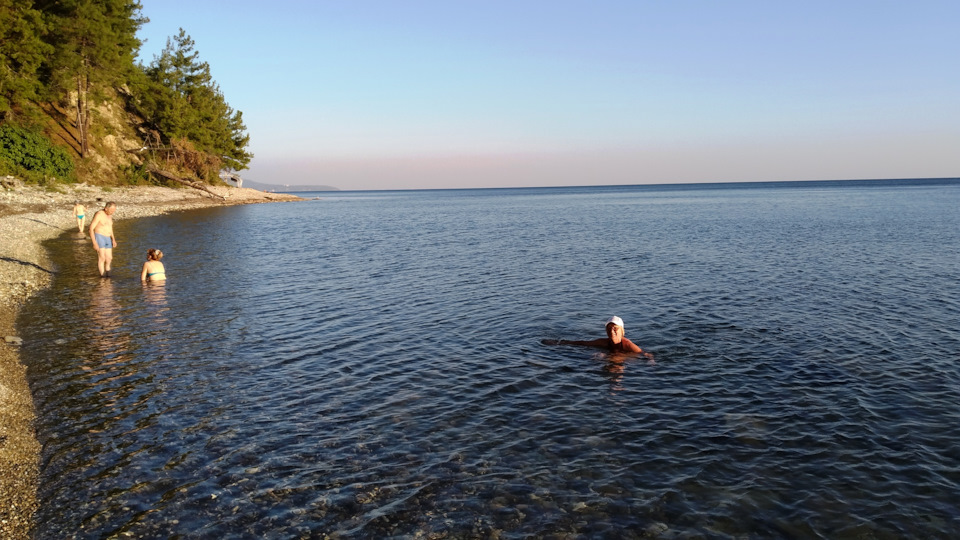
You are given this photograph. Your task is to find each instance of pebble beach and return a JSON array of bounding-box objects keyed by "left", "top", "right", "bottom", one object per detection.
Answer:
[{"left": 0, "top": 179, "right": 300, "bottom": 538}]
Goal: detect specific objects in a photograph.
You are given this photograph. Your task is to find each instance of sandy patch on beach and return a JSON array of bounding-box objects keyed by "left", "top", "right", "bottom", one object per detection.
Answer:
[{"left": 0, "top": 180, "right": 301, "bottom": 538}]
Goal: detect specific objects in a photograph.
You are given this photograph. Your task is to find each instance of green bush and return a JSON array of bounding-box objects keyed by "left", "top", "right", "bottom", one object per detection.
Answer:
[{"left": 0, "top": 124, "right": 76, "bottom": 183}]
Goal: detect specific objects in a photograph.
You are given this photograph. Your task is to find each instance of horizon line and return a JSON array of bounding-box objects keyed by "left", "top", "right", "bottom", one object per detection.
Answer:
[{"left": 259, "top": 176, "right": 960, "bottom": 193}]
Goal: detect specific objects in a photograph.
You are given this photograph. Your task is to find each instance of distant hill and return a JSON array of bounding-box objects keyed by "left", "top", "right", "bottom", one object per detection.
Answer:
[{"left": 242, "top": 179, "right": 340, "bottom": 192}]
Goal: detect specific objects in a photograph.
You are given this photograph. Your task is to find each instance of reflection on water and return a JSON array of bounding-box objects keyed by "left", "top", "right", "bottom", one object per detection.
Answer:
[
  {"left": 19, "top": 182, "right": 960, "bottom": 538},
  {"left": 591, "top": 352, "right": 654, "bottom": 395},
  {"left": 88, "top": 279, "right": 124, "bottom": 357},
  {"left": 141, "top": 281, "right": 170, "bottom": 334}
]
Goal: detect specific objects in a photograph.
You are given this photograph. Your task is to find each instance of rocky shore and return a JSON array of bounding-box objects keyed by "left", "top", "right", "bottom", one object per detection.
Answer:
[{"left": 0, "top": 179, "right": 301, "bottom": 538}]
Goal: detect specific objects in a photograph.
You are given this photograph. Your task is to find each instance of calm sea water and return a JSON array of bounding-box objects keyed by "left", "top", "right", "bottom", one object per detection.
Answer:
[{"left": 19, "top": 179, "right": 960, "bottom": 538}]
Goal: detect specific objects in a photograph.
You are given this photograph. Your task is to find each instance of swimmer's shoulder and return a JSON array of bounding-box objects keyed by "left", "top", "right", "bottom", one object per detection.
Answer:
[{"left": 620, "top": 338, "right": 643, "bottom": 353}]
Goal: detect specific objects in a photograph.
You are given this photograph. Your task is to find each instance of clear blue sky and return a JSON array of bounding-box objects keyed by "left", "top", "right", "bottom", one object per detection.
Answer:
[{"left": 136, "top": 0, "right": 959, "bottom": 190}]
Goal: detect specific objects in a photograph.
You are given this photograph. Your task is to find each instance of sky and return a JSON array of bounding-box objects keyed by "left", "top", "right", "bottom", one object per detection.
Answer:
[{"left": 135, "top": 0, "right": 960, "bottom": 190}]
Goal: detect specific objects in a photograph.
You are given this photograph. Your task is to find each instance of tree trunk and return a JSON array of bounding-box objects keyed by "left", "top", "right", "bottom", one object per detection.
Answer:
[
  {"left": 81, "top": 82, "right": 90, "bottom": 156},
  {"left": 76, "top": 76, "right": 84, "bottom": 158},
  {"left": 76, "top": 74, "right": 88, "bottom": 158},
  {"left": 146, "top": 166, "right": 226, "bottom": 200}
]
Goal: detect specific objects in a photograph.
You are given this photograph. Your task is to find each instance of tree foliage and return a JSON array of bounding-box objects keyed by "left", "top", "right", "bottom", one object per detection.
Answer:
[
  {"left": 132, "top": 29, "right": 252, "bottom": 173},
  {"left": 0, "top": 0, "right": 52, "bottom": 121},
  {"left": 42, "top": 0, "right": 146, "bottom": 156},
  {"left": 0, "top": 3, "right": 253, "bottom": 183}
]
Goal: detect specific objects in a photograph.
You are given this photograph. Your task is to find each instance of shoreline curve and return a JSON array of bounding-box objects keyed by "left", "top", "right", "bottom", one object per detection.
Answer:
[{"left": 0, "top": 182, "right": 302, "bottom": 538}]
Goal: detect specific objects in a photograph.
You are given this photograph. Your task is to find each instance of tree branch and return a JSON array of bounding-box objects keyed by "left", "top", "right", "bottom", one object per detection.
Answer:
[{"left": 146, "top": 166, "right": 225, "bottom": 200}]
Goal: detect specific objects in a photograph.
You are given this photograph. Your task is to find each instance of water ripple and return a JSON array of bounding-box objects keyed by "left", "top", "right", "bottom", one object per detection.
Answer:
[{"left": 19, "top": 184, "right": 960, "bottom": 537}]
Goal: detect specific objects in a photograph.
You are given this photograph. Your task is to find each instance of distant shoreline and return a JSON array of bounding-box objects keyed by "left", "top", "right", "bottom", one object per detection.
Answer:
[
  {"left": 263, "top": 176, "right": 959, "bottom": 194},
  {"left": 241, "top": 180, "right": 340, "bottom": 192},
  {"left": 0, "top": 182, "right": 302, "bottom": 538}
]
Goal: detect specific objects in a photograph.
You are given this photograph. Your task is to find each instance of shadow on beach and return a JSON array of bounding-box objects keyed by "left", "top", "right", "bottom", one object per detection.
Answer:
[
  {"left": 21, "top": 217, "right": 70, "bottom": 231},
  {"left": 0, "top": 255, "right": 54, "bottom": 274}
]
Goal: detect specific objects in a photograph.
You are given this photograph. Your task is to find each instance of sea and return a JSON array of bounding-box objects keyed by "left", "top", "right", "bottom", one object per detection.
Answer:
[{"left": 18, "top": 178, "right": 960, "bottom": 538}]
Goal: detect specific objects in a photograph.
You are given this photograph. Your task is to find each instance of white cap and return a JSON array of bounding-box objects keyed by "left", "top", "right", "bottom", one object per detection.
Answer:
[{"left": 605, "top": 316, "right": 624, "bottom": 328}]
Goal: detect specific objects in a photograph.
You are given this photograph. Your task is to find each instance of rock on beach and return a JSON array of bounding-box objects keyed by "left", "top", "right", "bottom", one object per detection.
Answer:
[{"left": 0, "top": 181, "right": 301, "bottom": 538}]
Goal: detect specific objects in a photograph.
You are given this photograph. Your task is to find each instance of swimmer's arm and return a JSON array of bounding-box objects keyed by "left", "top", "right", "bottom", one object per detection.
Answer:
[
  {"left": 541, "top": 338, "right": 608, "bottom": 348},
  {"left": 620, "top": 338, "right": 643, "bottom": 353},
  {"left": 140, "top": 262, "right": 148, "bottom": 282},
  {"left": 622, "top": 338, "right": 655, "bottom": 360}
]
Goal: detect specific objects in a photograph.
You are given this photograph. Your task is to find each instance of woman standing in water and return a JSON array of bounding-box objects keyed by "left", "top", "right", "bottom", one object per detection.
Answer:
[
  {"left": 140, "top": 248, "right": 166, "bottom": 282},
  {"left": 73, "top": 201, "right": 86, "bottom": 234}
]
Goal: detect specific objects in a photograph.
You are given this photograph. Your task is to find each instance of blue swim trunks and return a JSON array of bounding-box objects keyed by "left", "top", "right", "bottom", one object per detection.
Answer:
[{"left": 95, "top": 233, "right": 114, "bottom": 249}]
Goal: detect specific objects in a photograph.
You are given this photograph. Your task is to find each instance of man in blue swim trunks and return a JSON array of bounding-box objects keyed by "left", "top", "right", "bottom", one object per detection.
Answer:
[{"left": 89, "top": 202, "right": 118, "bottom": 277}]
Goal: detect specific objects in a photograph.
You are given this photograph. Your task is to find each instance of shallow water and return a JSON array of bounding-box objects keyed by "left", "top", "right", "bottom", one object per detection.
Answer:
[{"left": 20, "top": 180, "right": 960, "bottom": 537}]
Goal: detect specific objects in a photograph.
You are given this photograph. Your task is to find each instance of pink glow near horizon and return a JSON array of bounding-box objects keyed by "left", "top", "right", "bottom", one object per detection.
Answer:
[
  {"left": 137, "top": 1, "right": 960, "bottom": 190},
  {"left": 247, "top": 130, "right": 959, "bottom": 190}
]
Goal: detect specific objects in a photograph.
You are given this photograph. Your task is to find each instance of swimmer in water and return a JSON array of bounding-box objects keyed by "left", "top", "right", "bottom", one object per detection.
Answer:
[
  {"left": 543, "top": 316, "right": 653, "bottom": 359},
  {"left": 140, "top": 248, "right": 166, "bottom": 282}
]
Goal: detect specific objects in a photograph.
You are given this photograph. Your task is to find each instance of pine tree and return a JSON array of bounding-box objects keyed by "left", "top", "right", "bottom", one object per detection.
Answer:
[
  {"left": 135, "top": 29, "right": 252, "bottom": 173},
  {"left": 42, "top": 0, "right": 146, "bottom": 156},
  {"left": 0, "top": 0, "right": 52, "bottom": 121}
]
